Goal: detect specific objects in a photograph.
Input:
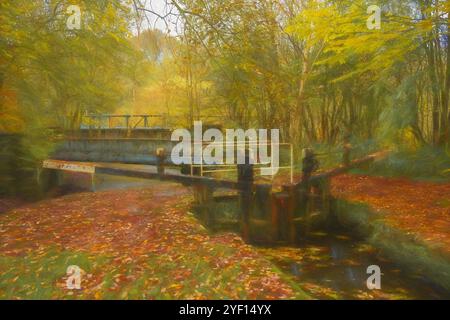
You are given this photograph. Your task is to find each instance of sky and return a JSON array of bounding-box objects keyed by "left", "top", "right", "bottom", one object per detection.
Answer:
[{"left": 136, "top": 0, "right": 181, "bottom": 36}]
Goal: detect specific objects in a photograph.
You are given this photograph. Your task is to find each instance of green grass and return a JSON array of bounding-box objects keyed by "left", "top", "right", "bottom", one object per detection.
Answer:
[
  {"left": 435, "top": 198, "right": 450, "bottom": 208},
  {"left": 0, "top": 248, "right": 112, "bottom": 300},
  {"left": 0, "top": 243, "right": 311, "bottom": 300},
  {"left": 353, "top": 147, "right": 450, "bottom": 182}
]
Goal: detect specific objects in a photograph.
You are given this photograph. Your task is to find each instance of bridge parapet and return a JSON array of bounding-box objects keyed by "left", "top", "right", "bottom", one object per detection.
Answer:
[
  {"left": 73, "top": 128, "right": 172, "bottom": 140},
  {"left": 52, "top": 138, "right": 177, "bottom": 165}
]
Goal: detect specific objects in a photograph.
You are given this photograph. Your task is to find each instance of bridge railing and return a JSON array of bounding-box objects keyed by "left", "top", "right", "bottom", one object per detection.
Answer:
[
  {"left": 187, "top": 141, "right": 295, "bottom": 183},
  {"left": 81, "top": 114, "right": 169, "bottom": 131}
]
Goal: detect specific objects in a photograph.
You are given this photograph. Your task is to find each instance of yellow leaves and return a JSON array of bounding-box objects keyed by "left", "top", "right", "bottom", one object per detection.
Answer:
[
  {"left": 287, "top": 3, "right": 340, "bottom": 47},
  {"left": 108, "top": 32, "right": 122, "bottom": 44},
  {"left": 94, "top": 291, "right": 102, "bottom": 300},
  {"left": 0, "top": 86, "right": 24, "bottom": 134},
  {"left": 286, "top": 0, "right": 438, "bottom": 83},
  {"left": 168, "top": 283, "right": 184, "bottom": 291}
]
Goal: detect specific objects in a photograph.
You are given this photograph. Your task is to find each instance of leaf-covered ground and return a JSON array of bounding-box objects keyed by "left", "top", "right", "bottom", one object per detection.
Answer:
[
  {"left": 331, "top": 175, "right": 450, "bottom": 254},
  {"left": 0, "top": 183, "right": 308, "bottom": 300},
  {"left": 0, "top": 198, "right": 25, "bottom": 214}
]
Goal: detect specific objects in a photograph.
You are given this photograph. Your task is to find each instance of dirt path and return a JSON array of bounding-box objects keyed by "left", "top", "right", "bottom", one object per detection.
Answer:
[
  {"left": 331, "top": 175, "right": 450, "bottom": 254},
  {"left": 0, "top": 183, "right": 307, "bottom": 300}
]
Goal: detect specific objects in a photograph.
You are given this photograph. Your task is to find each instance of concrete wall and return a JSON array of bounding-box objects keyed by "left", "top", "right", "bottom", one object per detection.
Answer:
[{"left": 52, "top": 139, "right": 177, "bottom": 165}]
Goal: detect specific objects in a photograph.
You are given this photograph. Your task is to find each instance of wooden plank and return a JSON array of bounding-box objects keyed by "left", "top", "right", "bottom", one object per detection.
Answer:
[
  {"left": 43, "top": 160, "right": 95, "bottom": 174},
  {"left": 42, "top": 159, "right": 271, "bottom": 191},
  {"left": 293, "top": 150, "right": 390, "bottom": 188},
  {"left": 95, "top": 165, "right": 270, "bottom": 191}
]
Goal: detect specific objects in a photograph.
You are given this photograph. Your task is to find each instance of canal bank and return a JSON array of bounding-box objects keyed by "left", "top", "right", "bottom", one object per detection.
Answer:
[{"left": 332, "top": 199, "right": 450, "bottom": 294}]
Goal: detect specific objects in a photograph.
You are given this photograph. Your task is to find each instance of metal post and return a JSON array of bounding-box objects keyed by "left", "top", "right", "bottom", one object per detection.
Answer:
[
  {"left": 301, "top": 148, "right": 319, "bottom": 184},
  {"left": 156, "top": 148, "right": 166, "bottom": 176},
  {"left": 300, "top": 148, "right": 319, "bottom": 238},
  {"left": 238, "top": 150, "right": 254, "bottom": 243}
]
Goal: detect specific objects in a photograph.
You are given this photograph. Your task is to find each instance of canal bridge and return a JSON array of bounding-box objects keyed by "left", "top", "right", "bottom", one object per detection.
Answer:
[{"left": 44, "top": 115, "right": 389, "bottom": 245}]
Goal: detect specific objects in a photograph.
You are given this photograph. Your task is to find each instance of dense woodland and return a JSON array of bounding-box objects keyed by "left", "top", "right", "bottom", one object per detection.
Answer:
[{"left": 1, "top": 0, "right": 450, "bottom": 196}]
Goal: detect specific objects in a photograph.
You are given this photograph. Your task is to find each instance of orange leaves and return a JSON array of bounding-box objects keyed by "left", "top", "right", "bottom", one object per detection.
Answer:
[{"left": 0, "top": 183, "right": 301, "bottom": 299}]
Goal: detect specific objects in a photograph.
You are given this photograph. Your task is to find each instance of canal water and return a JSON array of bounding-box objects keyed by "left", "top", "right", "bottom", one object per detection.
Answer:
[
  {"left": 59, "top": 173, "right": 450, "bottom": 300},
  {"left": 257, "top": 232, "right": 449, "bottom": 300}
]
